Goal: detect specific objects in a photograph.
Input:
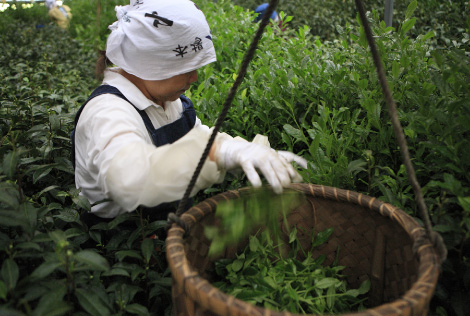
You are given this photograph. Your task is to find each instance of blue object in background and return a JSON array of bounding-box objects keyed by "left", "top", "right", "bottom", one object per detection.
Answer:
[{"left": 254, "top": 3, "right": 278, "bottom": 22}]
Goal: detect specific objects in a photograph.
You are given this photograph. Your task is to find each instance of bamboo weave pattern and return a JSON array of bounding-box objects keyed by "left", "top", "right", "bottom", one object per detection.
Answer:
[{"left": 166, "top": 184, "right": 440, "bottom": 316}]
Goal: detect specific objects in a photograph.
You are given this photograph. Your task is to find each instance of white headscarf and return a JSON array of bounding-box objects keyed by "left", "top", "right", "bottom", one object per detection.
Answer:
[
  {"left": 106, "top": 0, "right": 217, "bottom": 81},
  {"left": 45, "top": 0, "right": 57, "bottom": 11}
]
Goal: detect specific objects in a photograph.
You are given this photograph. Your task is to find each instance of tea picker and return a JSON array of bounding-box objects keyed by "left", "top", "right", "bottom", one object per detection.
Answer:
[
  {"left": 254, "top": 3, "right": 279, "bottom": 23},
  {"left": 253, "top": 2, "right": 287, "bottom": 32},
  {"left": 165, "top": 0, "right": 447, "bottom": 315},
  {"left": 45, "top": 0, "right": 72, "bottom": 29},
  {"left": 72, "top": 0, "right": 306, "bottom": 227}
]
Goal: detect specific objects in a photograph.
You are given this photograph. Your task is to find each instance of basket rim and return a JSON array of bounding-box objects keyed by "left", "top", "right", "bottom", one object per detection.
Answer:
[{"left": 166, "top": 183, "right": 440, "bottom": 316}]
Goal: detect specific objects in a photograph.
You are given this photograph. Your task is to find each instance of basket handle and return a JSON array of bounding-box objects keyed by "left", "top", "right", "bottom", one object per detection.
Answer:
[{"left": 354, "top": 0, "right": 447, "bottom": 264}]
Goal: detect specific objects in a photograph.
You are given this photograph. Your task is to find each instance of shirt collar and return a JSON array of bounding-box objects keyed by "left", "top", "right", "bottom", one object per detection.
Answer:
[{"left": 102, "top": 68, "right": 160, "bottom": 110}]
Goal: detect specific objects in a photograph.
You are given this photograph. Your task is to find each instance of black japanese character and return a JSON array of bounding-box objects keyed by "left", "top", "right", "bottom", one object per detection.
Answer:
[
  {"left": 173, "top": 45, "right": 188, "bottom": 58},
  {"left": 122, "top": 13, "right": 131, "bottom": 23},
  {"left": 190, "top": 37, "right": 203, "bottom": 52},
  {"left": 145, "top": 11, "right": 174, "bottom": 28}
]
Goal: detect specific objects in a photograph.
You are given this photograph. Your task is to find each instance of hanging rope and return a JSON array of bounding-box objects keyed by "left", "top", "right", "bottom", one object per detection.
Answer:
[
  {"left": 354, "top": 0, "right": 447, "bottom": 263},
  {"left": 165, "top": 0, "right": 447, "bottom": 265},
  {"left": 165, "top": 0, "right": 280, "bottom": 234}
]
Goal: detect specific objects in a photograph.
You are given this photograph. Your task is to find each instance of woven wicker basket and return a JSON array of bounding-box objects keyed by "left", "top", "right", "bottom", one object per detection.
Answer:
[{"left": 166, "top": 183, "right": 440, "bottom": 316}]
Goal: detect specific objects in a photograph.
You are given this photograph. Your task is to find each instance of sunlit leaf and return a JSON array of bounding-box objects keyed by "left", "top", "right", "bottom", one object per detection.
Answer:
[
  {"left": 315, "top": 277, "right": 340, "bottom": 289},
  {"left": 405, "top": 0, "right": 418, "bottom": 20}
]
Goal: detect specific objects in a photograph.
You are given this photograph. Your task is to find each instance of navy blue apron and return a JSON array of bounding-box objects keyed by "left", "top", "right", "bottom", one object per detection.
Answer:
[{"left": 71, "top": 85, "right": 196, "bottom": 226}]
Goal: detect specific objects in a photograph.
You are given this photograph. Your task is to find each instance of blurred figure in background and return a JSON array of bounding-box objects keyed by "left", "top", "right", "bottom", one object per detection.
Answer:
[
  {"left": 45, "top": 0, "right": 72, "bottom": 29},
  {"left": 254, "top": 3, "right": 279, "bottom": 23},
  {"left": 254, "top": 3, "right": 287, "bottom": 32}
]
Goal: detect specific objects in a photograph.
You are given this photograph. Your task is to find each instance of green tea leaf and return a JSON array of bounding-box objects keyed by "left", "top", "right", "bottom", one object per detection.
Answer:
[
  {"left": 283, "top": 124, "right": 305, "bottom": 141},
  {"left": 147, "top": 220, "right": 167, "bottom": 231},
  {"left": 126, "top": 304, "right": 150, "bottom": 316},
  {"left": 74, "top": 250, "right": 110, "bottom": 271},
  {"left": 347, "top": 159, "right": 367, "bottom": 175},
  {"left": 16, "top": 242, "right": 41, "bottom": 251},
  {"left": 32, "top": 166, "right": 53, "bottom": 184},
  {"left": 107, "top": 212, "right": 134, "bottom": 229},
  {"left": 2, "top": 151, "right": 19, "bottom": 180},
  {"left": 421, "top": 31, "right": 435, "bottom": 41},
  {"left": 54, "top": 209, "right": 80, "bottom": 223},
  {"left": 151, "top": 276, "right": 172, "bottom": 287},
  {"left": 392, "top": 60, "right": 400, "bottom": 79},
  {"left": 20, "top": 203, "right": 37, "bottom": 236},
  {"left": 31, "top": 261, "right": 62, "bottom": 279},
  {"left": 315, "top": 277, "right": 340, "bottom": 289},
  {"left": 289, "top": 226, "right": 298, "bottom": 244},
  {"left": 312, "top": 228, "right": 334, "bottom": 248},
  {"left": 405, "top": 0, "right": 418, "bottom": 20},
  {"left": 32, "top": 285, "right": 70, "bottom": 316},
  {"left": 401, "top": 18, "right": 416, "bottom": 35},
  {"left": 0, "top": 211, "right": 24, "bottom": 228},
  {"left": 206, "top": 188, "right": 306, "bottom": 256},
  {"left": 75, "top": 288, "right": 111, "bottom": 316},
  {"left": 326, "top": 285, "right": 336, "bottom": 310},
  {"left": 65, "top": 227, "right": 84, "bottom": 238},
  {"left": 141, "top": 238, "right": 154, "bottom": 264},
  {"left": 458, "top": 196, "right": 470, "bottom": 212},
  {"left": 49, "top": 230, "right": 67, "bottom": 245},
  {"left": 102, "top": 268, "right": 130, "bottom": 277},
  {"left": 0, "top": 280, "right": 7, "bottom": 300},
  {"left": 249, "top": 235, "right": 260, "bottom": 252},
  {"left": 72, "top": 195, "right": 91, "bottom": 212},
  {"left": 231, "top": 259, "right": 244, "bottom": 272},
  {"left": 33, "top": 301, "right": 71, "bottom": 316},
  {"left": 0, "top": 183, "right": 20, "bottom": 209},
  {"left": 115, "top": 250, "right": 142, "bottom": 262},
  {"left": 1, "top": 259, "right": 19, "bottom": 291},
  {"left": 358, "top": 279, "right": 371, "bottom": 295}
]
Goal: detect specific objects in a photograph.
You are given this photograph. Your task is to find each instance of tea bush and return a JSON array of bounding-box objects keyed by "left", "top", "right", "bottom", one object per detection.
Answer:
[
  {"left": 232, "top": 0, "right": 470, "bottom": 47},
  {"left": 0, "top": 0, "right": 469, "bottom": 315},
  {"left": 68, "top": 0, "right": 129, "bottom": 50}
]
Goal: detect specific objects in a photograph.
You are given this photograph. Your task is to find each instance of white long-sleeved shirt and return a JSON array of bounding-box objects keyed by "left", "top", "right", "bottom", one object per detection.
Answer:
[{"left": 74, "top": 68, "right": 232, "bottom": 218}]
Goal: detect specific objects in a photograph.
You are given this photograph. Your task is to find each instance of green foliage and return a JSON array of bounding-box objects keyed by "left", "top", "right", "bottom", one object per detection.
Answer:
[
  {"left": 232, "top": 0, "right": 470, "bottom": 48},
  {"left": 0, "top": 2, "right": 49, "bottom": 33},
  {"left": 0, "top": 10, "right": 171, "bottom": 316},
  {"left": 213, "top": 229, "right": 370, "bottom": 314},
  {"left": 68, "top": 0, "right": 129, "bottom": 50},
  {"left": 0, "top": 0, "right": 469, "bottom": 315},
  {"left": 195, "top": 1, "right": 470, "bottom": 314}
]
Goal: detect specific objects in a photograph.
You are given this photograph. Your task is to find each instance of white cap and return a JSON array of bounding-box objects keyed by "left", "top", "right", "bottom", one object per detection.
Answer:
[
  {"left": 106, "top": 0, "right": 217, "bottom": 81},
  {"left": 45, "top": 0, "right": 57, "bottom": 11}
]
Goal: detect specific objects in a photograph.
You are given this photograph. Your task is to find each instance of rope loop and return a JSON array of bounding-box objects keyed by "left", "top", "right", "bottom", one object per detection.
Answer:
[
  {"left": 165, "top": 212, "right": 190, "bottom": 237},
  {"left": 412, "top": 230, "right": 448, "bottom": 267}
]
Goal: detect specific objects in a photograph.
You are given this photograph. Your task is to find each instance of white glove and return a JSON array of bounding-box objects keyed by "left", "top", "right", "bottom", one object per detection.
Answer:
[{"left": 214, "top": 139, "right": 307, "bottom": 194}]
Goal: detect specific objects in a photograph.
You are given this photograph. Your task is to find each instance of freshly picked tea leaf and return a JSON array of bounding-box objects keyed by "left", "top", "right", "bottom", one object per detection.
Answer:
[
  {"left": 212, "top": 229, "right": 370, "bottom": 314},
  {"left": 205, "top": 187, "right": 306, "bottom": 256}
]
